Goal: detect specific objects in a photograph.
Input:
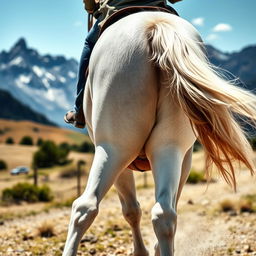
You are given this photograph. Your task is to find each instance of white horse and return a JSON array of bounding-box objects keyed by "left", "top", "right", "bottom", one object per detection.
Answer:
[{"left": 63, "top": 12, "right": 256, "bottom": 256}]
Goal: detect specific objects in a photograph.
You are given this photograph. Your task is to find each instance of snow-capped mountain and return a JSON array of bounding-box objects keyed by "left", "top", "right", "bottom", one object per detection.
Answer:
[
  {"left": 0, "top": 38, "right": 78, "bottom": 126},
  {"left": 0, "top": 38, "right": 256, "bottom": 127}
]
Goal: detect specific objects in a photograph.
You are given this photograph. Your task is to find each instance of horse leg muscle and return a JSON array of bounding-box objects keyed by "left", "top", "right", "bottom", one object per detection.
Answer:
[
  {"left": 146, "top": 144, "right": 184, "bottom": 256},
  {"left": 176, "top": 147, "right": 193, "bottom": 207},
  {"left": 153, "top": 146, "right": 193, "bottom": 255},
  {"left": 62, "top": 144, "right": 131, "bottom": 256},
  {"left": 115, "top": 169, "right": 149, "bottom": 256}
]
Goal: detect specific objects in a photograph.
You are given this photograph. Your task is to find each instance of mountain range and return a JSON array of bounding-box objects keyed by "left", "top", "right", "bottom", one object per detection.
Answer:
[
  {"left": 0, "top": 38, "right": 78, "bottom": 126},
  {"left": 0, "top": 38, "right": 255, "bottom": 126},
  {"left": 206, "top": 44, "right": 256, "bottom": 89}
]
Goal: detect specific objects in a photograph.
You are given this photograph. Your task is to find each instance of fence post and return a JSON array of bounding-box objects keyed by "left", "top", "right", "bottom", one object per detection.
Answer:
[
  {"left": 33, "top": 166, "right": 38, "bottom": 187},
  {"left": 77, "top": 160, "right": 86, "bottom": 197}
]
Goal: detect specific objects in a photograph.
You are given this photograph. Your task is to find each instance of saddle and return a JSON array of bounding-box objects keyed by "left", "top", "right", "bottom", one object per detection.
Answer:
[{"left": 100, "top": 5, "right": 179, "bottom": 35}]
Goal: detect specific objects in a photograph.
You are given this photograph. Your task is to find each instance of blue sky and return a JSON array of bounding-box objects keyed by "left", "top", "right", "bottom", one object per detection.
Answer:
[{"left": 0, "top": 0, "right": 255, "bottom": 60}]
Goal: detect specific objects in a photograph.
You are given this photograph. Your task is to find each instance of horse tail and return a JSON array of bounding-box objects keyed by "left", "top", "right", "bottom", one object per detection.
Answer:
[{"left": 145, "top": 14, "right": 256, "bottom": 189}]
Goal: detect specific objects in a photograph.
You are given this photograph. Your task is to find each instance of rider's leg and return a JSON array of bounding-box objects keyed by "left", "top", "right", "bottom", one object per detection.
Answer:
[
  {"left": 114, "top": 169, "right": 149, "bottom": 256},
  {"left": 64, "top": 20, "right": 100, "bottom": 128}
]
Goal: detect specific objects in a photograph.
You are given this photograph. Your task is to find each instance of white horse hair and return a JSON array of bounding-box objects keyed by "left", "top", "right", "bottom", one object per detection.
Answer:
[{"left": 63, "top": 12, "right": 256, "bottom": 256}]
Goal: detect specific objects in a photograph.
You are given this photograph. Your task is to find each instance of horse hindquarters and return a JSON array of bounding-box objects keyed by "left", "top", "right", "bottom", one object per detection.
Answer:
[
  {"left": 85, "top": 17, "right": 159, "bottom": 154},
  {"left": 63, "top": 19, "right": 161, "bottom": 256},
  {"left": 82, "top": 13, "right": 196, "bottom": 256}
]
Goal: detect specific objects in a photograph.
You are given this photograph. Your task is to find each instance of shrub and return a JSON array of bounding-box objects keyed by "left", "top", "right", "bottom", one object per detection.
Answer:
[
  {"left": 220, "top": 199, "right": 236, "bottom": 212},
  {"left": 37, "top": 221, "right": 55, "bottom": 237},
  {"left": 187, "top": 170, "right": 205, "bottom": 184},
  {"left": 59, "top": 142, "right": 71, "bottom": 151},
  {"left": 78, "top": 141, "right": 95, "bottom": 153},
  {"left": 33, "top": 127, "right": 40, "bottom": 133},
  {"left": 37, "top": 138, "right": 44, "bottom": 146},
  {"left": 38, "top": 185, "right": 54, "bottom": 202},
  {"left": 2, "top": 183, "right": 54, "bottom": 203},
  {"left": 239, "top": 200, "right": 253, "bottom": 213},
  {"left": 60, "top": 169, "right": 86, "bottom": 179},
  {"left": 5, "top": 137, "right": 14, "bottom": 144},
  {"left": 193, "top": 140, "right": 202, "bottom": 152},
  {"left": 239, "top": 194, "right": 256, "bottom": 213},
  {"left": 0, "top": 160, "right": 7, "bottom": 170},
  {"left": 20, "top": 136, "right": 33, "bottom": 145}
]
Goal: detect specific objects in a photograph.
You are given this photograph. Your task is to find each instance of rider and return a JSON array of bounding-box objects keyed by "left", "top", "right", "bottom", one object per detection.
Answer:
[{"left": 64, "top": 0, "right": 182, "bottom": 128}]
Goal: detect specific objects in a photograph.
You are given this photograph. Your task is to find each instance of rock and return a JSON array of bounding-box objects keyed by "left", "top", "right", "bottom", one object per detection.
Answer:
[
  {"left": 89, "top": 248, "right": 97, "bottom": 255},
  {"left": 201, "top": 199, "right": 210, "bottom": 206},
  {"left": 7, "top": 247, "right": 13, "bottom": 252},
  {"left": 228, "top": 211, "right": 237, "bottom": 217},
  {"left": 23, "top": 234, "right": 34, "bottom": 241},
  {"left": 113, "top": 225, "right": 122, "bottom": 231},
  {"left": 244, "top": 244, "right": 253, "bottom": 253},
  {"left": 80, "top": 235, "right": 98, "bottom": 244},
  {"left": 187, "top": 199, "right": 194, "bottom": 205}
]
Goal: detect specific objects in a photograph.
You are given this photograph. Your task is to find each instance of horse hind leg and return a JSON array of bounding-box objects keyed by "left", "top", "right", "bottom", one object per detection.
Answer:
[
  {"left": 114, "top": 169, "right": 149, "bottom": 256},
  {"left": 153, "top": 147, "right": 193, "bottom": 256},
  {"left": 148, "top": 145, "right": 183, "bottom": 256},
  {"left": 63, "top": 144, "right": 138, "bottom": 256}
]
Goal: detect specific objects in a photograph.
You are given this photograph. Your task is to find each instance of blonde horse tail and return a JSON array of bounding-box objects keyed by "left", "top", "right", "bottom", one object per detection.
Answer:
[{"left": 146, "top": 14, "right": 256, "bottom": 189}]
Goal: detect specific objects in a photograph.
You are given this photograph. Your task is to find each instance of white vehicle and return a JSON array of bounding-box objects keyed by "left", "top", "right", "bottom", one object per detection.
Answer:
[{"left": 10, "top": 166, "right": 29, "bottom": 175}]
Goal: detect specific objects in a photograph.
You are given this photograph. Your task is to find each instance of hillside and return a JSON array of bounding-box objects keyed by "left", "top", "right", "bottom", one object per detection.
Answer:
[
  {"left": 0, "top": 119, "right": 90, "bottom": 145},
  {"left": 0, "top": 89, "right": 56, "bottom": 126}
]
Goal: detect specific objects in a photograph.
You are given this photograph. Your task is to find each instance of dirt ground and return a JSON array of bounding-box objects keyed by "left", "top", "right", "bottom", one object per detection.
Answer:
[{"left": 0, "top": 150, "right": 255, "bottom": 256}]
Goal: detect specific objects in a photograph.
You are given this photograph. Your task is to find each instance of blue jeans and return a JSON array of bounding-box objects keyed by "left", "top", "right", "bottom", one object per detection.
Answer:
[{"left": 74, "top": 20, "right": 100, "bottom": 112}]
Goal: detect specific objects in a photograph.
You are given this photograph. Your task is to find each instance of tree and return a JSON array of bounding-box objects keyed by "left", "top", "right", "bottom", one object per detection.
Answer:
[
  {"left": 0, "top": 160, "right": 7, "bottom": 170},
  {"left": 33, "top": 140, "right": 70, "bottom": 168},
  {"left": 5, "top": 137, "right": 14, "bottom": 144},
  {"left": 78, "top": 141, "right": 95, "bottom": 153},
  {"left": 20, "top": 136, "right": 33, "bottom": 145},
  {"left": 37, "top": 138, "right": 44, "bottom": 146}
]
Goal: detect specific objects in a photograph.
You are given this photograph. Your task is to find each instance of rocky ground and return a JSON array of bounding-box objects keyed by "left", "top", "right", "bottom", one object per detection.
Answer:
[{"left": 0, "top": 170, "right": 255, "bottom": 256}]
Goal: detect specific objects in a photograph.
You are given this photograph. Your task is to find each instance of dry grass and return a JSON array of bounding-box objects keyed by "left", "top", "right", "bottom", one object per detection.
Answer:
[
  {"left": 239, "top": 199, "right": 254, "bottom": 213},
  {"left": 36, "top": 221, "right": 55, "bottom": 237},
  {"left": 219, "top": 199, "right": 237, "bottom": 212},
  {"left": 0, "top": 144, "right": 37, "bottom": 170},
  {"left": 220, "top": 195, "right": 256, "bottom": 213}
]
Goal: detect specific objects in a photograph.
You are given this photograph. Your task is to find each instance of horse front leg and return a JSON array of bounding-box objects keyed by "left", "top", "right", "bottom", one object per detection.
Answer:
[
  {"left": 62, "top": 144, "right": 131, "bottom": 256},
  {"left": 114, "top": 169, "right": 149, "bottom": 256}
]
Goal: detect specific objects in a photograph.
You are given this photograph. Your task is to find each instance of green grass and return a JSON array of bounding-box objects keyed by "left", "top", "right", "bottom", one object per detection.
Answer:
[
  {"left": 187, "top": 169, "right": 206, "bottom": 184},
  {"left": 66, "top": 132, "right": 90, "bottom": 145}
]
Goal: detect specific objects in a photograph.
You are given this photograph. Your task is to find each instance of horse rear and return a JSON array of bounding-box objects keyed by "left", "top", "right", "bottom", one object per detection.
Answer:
[{"left": 63, "top": 12, "right": 256, "bottom": 256}]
